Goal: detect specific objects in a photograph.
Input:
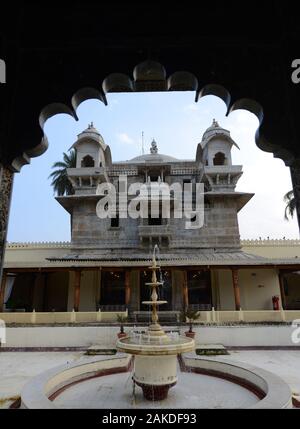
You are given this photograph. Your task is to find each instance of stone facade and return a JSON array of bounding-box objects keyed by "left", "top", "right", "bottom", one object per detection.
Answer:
[{"left": 57, "top": 120, "right": 253, "bottom": 259}]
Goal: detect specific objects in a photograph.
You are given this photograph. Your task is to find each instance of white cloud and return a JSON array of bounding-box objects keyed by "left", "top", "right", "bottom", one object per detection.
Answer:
[
  {"left": 117, "top": 132, "right": 135, "bottom": 145},
  {"left": 183, "top": 103, "right": 199, "bottom": 112}
]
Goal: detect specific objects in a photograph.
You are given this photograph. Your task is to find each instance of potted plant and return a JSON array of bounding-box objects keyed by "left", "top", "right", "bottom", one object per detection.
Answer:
[
  {"left": 117, "top": 314, "right": 128, "bottom": 339},
  {"left": 180, "top": 307, "right": 200, "bottom": 339}
]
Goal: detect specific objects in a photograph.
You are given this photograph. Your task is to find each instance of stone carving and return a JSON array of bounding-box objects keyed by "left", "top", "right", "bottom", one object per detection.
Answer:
[
  {"left": 150, "top": 139, "right": 158, "bottom": 154},
  {"left": 0, "top": 165, "right": 14, "bottom": 281}
]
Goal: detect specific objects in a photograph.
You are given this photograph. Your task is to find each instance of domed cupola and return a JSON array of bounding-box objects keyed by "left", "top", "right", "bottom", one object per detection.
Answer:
[
  {"left": 72, "top": 123, "right": 112, "bottom": 168},
  {"left": 77, "top": 122, "right": 104, "bottom": 144},
  {"left": 200, "top": 119, "right": 239, "bottom": 167},
  {"left": 202, "top": 119, "right": 230, "bottom": 140}
]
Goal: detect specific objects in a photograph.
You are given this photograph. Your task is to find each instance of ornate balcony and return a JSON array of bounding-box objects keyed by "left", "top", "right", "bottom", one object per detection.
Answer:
[{"left": 138, "top": 224, "right": 172, "bottom": 238}]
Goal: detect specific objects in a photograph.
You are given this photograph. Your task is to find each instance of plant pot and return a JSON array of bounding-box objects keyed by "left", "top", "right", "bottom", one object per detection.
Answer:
[
  {"left": 185, "top": 331, "right": 195, "bottom": 339},
  {"left": 117, "top": 332, "right": 127, "bottom": 339}
]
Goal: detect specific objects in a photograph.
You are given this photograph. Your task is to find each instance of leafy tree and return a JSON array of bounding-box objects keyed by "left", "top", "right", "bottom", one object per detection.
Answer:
[{"left": 49, "top": 150, "right": 76, "bottom": 196}]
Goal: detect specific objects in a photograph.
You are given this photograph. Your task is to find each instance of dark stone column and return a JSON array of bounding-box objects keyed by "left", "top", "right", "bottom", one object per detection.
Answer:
[
  {"left": 0, "top": 165, "right": 14, "bottom": 288},
  {"left": 182, "top": 270, "right": 189, "bottom": 309},
  {"left": 125, "top": 269, "right": 131, "bottom": 308},
  {"left": 278, "top": 270, "right": 287, "bottom": 310},
  {"left": 32, "top": 272, "right": 44, "bottom": 311},
  {"left": 231, "top": 268, "right": 241, "bottom": 311},
  {"left": 73, "top": 269, "right": 82, "bottom": 312},
  {"left": 0, "top": 270, "right": 7, "bottom": 312},
  {"left": 290, "top": 166, "right": 300, "bottom": 233}
]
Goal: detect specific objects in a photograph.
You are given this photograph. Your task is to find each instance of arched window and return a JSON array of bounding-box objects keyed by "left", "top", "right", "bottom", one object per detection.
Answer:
[
  {"left": 81, "top": 155, "right": 95, "bottom": 167},
  {"left": 213, "top": 152, "right": 226, "bottom": 166}
]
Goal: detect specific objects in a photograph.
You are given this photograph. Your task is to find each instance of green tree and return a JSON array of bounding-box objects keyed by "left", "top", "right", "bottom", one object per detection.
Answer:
[
  {"left": 49, "top": 150, "right": 76, "bottom": 196},
  {"left": 284, "top": 190, "right": 296, "bottom": 221}
]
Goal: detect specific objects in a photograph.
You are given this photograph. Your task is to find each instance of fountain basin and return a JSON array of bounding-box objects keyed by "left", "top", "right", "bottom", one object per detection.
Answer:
[
  {"left": 116, "top": 335, "right": 194, "bottom": 400},
  {"left": 116, "top": 336, "right": 195, "bottom": 356},
  {"left": 20, "top": 353, "right": 292, "bottom": 408}
]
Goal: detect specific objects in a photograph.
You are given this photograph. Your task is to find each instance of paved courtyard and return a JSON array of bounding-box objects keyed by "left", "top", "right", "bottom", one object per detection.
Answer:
[{"left": 0, "top": 350, "right": 300, "bottom": 408}]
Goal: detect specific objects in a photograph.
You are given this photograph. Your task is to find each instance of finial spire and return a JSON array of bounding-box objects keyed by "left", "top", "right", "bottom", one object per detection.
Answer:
[
  {"left": 150, "top": 139, "right": 158, "bottom": 154},
  {"left": 212, "top": 118, "right": 219, "bottom": 127}
]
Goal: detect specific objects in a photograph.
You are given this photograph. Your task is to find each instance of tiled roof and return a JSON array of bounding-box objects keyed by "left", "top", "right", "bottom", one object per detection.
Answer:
[{"left": 46, "top": 251, "right": 300, "bottom": 267}]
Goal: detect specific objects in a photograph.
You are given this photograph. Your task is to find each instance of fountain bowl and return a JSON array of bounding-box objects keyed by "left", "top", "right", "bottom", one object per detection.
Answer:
[{"left": 116, "top": 335, "right": 195, "bottom": 356}]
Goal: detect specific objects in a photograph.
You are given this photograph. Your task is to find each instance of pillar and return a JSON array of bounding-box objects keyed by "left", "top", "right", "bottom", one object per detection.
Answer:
[
  {"left": 0, "top": 166, "right": 14, "bottom": 289},
  {"left": 130, "top": 269, "right": 140, "bottom": 312},
  {"left": 183, "top": 270, "right": 189, "bottom": 309},
  {"left": 125, "top": 269, "right": 131, "bottom": 307},
  {"left": 73, "top": 269, "right": 82, "bottom": 312},
  {"left": 231, "top": 268, "right": 241, "bottom": 311},
  {"left": 210, "top": 269, "right": 220, "bottom": 310},
  {"left": 42, "top": 273, "right": 48, "bottom": 311},
  {"left": 96, "top": 268, "right": 101, "bottom": 310},
  {"left": 278, "top": 271, "right": 286, "bottom": 310},
  {"left": 0, "top": 270, "right": 7, "bottom": 312},
  {"left": 290, "top": 165, "right": 300, "bottom": 233},
  {"left": 32, "top": 272, "right": 45, "bottom": 311}
]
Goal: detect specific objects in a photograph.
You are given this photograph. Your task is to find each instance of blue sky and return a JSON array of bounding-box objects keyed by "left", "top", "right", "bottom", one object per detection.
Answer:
[{"left": 7, "top": 92, "right": 299, "bottom": 242}]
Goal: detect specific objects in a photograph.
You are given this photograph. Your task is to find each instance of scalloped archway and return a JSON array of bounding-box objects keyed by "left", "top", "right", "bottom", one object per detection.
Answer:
[{"left": 1, "top": 1, "right": 300, "bottom": 288}]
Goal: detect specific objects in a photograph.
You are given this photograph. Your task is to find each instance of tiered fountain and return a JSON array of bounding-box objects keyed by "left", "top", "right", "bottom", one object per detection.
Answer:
[{"left": 116, "top": 251, "right": 195, "bottom": 400}]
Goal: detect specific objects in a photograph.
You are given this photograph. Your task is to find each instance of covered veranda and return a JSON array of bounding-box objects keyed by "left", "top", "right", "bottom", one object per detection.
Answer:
[{"left": 1, "top": 256, "right": 300, "bottom": 324}]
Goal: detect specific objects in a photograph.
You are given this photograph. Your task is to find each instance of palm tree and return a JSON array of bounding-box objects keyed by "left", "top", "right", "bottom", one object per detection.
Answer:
[
  {"left": 49, "top": 150, "right": 76, "bottom": 196},
  {"left": 284, "top": 190, "right": 296, "bottom": 221}
]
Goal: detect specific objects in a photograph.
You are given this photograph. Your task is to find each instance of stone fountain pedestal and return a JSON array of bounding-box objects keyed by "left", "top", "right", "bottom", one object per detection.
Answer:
[
  {"left": 116, "top": 324, "right": 195, "bottom": 400},
  {"left": 133, "top": 355, "right": 177, "bottom": 400}
]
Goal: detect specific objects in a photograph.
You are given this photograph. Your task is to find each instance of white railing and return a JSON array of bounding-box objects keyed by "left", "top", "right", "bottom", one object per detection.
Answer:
[
  {"left": 193, "top": 309, "right": 300, "bottom": 323},
  {"left": 1, "top": 309, "right": 300, "bottom": 324},
  {"left": 242, "top": 239, "right": 300, "bottom": 246},
  {"left": 0, "top": 309, "right": 128, "bottom": 324}
]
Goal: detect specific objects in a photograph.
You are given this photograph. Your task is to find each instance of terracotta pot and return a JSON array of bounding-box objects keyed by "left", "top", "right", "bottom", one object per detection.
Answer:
[
  {"left": 185, "top": 331, "right": 195, "bottom": 339},
  {"left": 117, "top": 332, "right": 127, "bottom": 339}
]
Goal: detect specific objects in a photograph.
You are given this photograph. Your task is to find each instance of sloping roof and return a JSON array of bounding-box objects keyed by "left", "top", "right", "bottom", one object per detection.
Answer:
[
  {"left": 43, "top": 251, "right": 300, "bottom": 269},
  {"left": 4, "top": 242, "right": 300, "bottom": 269}
]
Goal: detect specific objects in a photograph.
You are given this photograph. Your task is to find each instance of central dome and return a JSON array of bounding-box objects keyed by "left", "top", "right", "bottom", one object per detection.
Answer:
[
  {"left": 128, "top": 138, "right": 179, "bottom": 163},
  {"left": 129, "top": 153, "right": 179, "bottom": 163}
]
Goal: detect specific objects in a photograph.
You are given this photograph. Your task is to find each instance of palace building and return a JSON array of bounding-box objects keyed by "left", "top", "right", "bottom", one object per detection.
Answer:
[{"left": 1, "top": 121, "right": 300, "bottom": 321}]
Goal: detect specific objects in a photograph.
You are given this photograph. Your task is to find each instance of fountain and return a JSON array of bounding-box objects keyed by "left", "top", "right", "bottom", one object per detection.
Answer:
[
  {"left": 19, "top": 251, "right": 293, "bottom": 409},
  {"left": 116, "top": 246, "right": 195, "bottom": 401}
]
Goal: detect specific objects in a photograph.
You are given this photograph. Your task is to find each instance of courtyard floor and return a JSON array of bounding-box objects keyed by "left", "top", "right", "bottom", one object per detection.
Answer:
[{"left": 0, "top": 350, "right": 299, "bottom": 408}]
